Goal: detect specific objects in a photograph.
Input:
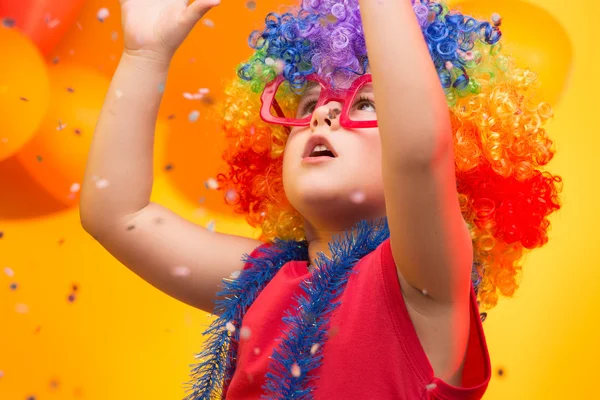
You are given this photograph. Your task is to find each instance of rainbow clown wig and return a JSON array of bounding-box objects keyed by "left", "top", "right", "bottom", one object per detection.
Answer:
[{"left": 214, "top": 0, "right": 563, "bottom": 311}]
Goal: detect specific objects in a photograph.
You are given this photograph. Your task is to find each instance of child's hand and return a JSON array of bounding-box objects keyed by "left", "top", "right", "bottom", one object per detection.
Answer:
[{"left": 120, "top": 0, "right": 220, "bottom": 61}]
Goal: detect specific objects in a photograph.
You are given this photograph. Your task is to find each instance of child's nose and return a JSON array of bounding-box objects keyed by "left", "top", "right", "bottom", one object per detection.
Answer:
[{"left": 311, "top": 102, "right": 342, "bottom": 129}]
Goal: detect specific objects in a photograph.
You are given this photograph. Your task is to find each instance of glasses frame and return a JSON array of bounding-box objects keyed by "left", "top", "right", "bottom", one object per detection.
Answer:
[{"left": 259, "top": 73, "right": 377, "bottom": 128}]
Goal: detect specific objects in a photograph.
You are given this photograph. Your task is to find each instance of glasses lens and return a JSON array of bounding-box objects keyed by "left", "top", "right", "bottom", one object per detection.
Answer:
[
  {"left": 269, "top": 79, "right": 323, "bottom": 122},
  {"left": 347, "top": 81, "right": 377, "bottom": 124}
]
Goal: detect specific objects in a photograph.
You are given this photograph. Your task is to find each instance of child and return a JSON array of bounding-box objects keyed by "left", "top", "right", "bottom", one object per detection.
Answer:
[{"left": 79, "top": 0, "right": 562, "bottom": 399}]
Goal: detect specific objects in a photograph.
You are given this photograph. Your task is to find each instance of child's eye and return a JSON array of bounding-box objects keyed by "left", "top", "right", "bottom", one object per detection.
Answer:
[
  {"left": 354, "top": 96, "right": 376, "bottom": 112},
  {"left": 297, "top": 99, "right": 318, "bottom": 117}
]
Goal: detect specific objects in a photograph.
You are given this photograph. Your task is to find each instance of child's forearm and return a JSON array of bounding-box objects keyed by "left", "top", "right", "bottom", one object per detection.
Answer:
[
  {"left": 358, "top": 0, "right": 452, "bottom": 164},
  {"left": 80, "top": 52, "right": 170, "bottom": 231}
]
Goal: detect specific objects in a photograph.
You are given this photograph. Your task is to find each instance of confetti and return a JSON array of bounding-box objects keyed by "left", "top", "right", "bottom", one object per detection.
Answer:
[
  {"left": 57, "top": 120, "right": 67, "bottom": 131},
  {"left": 491, "top": 12, "right": 502, "bottom": 26},
  {"left": 445, "top": 61, "right": 454, "bottom": 70},
  {"left": 225, "top": 189, "right": 239, "bottom": 205},
  {"left": 2, "top": 18, "right": 16, "bottom": 28},
  {"left": 206, "top": 220, "right": 216, "bottom": 232},
  {"left": 15, "top": 303, "right": 29, "bottom": 314},
  {"left": 425, "top": 383, "right": 437, "bottom": 391},
  {"left": 291, "top": 363, "right": 301, "bottom": 377},
  {"left": 4, "top": 267, "right": 13, "bottom": 277},
  {"left": 9, "top": 283, "right": 17, "bottom": 291},
  {"left": 127, "top": 225, "right": 135, "bottom": 231},
  {"left": 349, "top": 190, "right": 365, "bottom": 204},
  {"left": 240, "top": 326, "right": 252, "bottom": 339},
  {"left": 253, "top": 347, "right": 261, "bottom": 355},
  {"left": 171, "top": 266, "right": 191, "bottom": 277},
  {"left": 230, "top": 270, "right": 241, "bottom": 279},
  {"left": 226, "top": 322, "right": 236, "bottom": 333},
  {"left": 158, "top": 82, "right": 166, "bottom": 93},
  {"left": 70, "top": 183, "right": 81, "bottom": 193},
  {"left": 188, "top": 110, "right": 200, "bottom": 122},
  {"left": 164, "top": 163, "right": 174, "bottom": 171},
  {"left": 115, "top": 89, "right": 123, "bottom": 98},
  {"left": 96, "top": 178, "right": 110, "bottom": 189},
  {"left": 310, "top": 343, "right": 320, "bottom": 355},
  {"left": 480, "top": 312, "right": 487, "bottom": 322},
  {"left": 265, "top": 57, "right": 275, "bottom": 66},
  {"left": 422, "top": 288, "right": 428, "bottom": 296},
  {"left": 246, "top": 1, "right": 256, "bottom": 10},
  {"left": 68, "top": 294, "right": 76, "bottom": 303},
  {"left": 497, "top": 367, "right": 505, "bottom": 376},
  {"left": 202, "top": 19, "right": 215, "bottom": 28},
  {"left": 97, "top": 8, "right": 110, "bottom": 22},
  {"left": 205, "top": 177, "right": 219, "bottom": 190},
  {"left": 47, "top": 19, "right": 60, "bottom": 29},
  {"left": 199, "top": 88, "right": 210, "bottom": 95}
]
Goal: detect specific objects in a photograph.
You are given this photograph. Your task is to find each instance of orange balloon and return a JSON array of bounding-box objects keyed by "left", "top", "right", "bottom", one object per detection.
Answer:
[
  {"left": 16, "top": 64, "right": 170, "bottom": 207},
  {"left": 453, "top": 0, "right": 573, "bottom": 106},
  {"left": 0, "top": 27, "right": 50, "bottom": 162},
  {"left": 0, "top": 0, "right": 86, "bottom": 56}
]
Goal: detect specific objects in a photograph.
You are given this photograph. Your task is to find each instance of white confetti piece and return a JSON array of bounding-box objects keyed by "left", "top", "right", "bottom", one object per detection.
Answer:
[
  {"left": 253, "top": 347, "right": 261, "bottom": 355},
  {"left": 57, "top": 120, "right": 67, "bottom": 131},
  {"left": 422, "top": 288, "right": 428, "bottom": 296},
  {"left": 226, "top": 322, "right": 236, "bottom": 333},
  {"left": 188, "top": 110, "right": 200, "bottom": 122},
  {"left": 349, "top": 190, "right": 365, "bottom": 204},
  {"left": 115, "top": 89, "right": 123, "bottom": 99},
  {"left": 240, "top": 326, "right": 252, "bottom": 339},
  {"left": 265, "top": 57, "right": 275, "bottom": 66},
  {"left": 199, "top": 88, "right": 210, "bottom": 95},
  {"left": 205, "top": 177, "right": 219, "bottom": 190},
  {"left": 97, "top": 8, "right": 110, "bottom": 22},
  {"left": 202, "top": 19, "right": 215, "bottom": 28},
  {"left": 172, "top": 266, "right": 191, "bottom": 277},
  {"left": 230, "top": 270, "right": 241, "bottom": 279},
  {"left": 15, "top": 303, "right": 29, "bottom": 314},
  {"left": 206, "top": 220, "right": 216, "bottom": 232},
  {"left": 425, "top": 383, "right": 437, "bottom": 390},
  {"left": 291, "top": 363, "right": 301, "bottom": 377},
  {"left": 70, "top": 183, "right": 81, "bottom": 193},
  {"left": 4, "top": 267, "right": 14, "bottom": 277}
]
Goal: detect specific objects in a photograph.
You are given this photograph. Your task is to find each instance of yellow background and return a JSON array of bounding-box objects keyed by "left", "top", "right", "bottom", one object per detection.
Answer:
[{"left": 0, "top": 0, "right": 597, "bottom": 399}]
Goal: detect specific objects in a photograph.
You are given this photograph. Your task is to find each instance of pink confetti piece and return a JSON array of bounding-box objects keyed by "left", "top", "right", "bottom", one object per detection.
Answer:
[
  {"left": 349, "top": 190, "right": 365, "bottom": 204},
  {"left": 171, "top": 266, "right": 191, "bottom": 277},
  {"left": 240, "top": 326, "right": 252, "bottom": 339},
  {"left": 70, "top": 183, "right": 81, "bottom": 193},
  {"left": 4, "top": 267, "right": 14, "bottom": 277},
  {"left": 291, "top": 363, "right": 301, "bottom": 377},
  {"left": 15, "top": 303, "right": 29, "bottom": 314},
  {"left": 226, "top": 322, "right": 236, "bottom": 332},
  {"left": 97, "top": 8, "right": 110, "bottom": 22},
  {"left": 310, "top": 343, "right": 320, "bottom": 355}
]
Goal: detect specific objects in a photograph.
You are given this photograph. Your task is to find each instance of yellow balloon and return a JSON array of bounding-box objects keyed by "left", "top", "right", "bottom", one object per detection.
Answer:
[
  {"left": 452, "top": 0, "right": 573, "bottom": 106},
  {"left": 16, "top": 64, "right": 170, "bottom": 207},
  {"left": 0, "top": 27, "right": 50, "bottom": 162}
]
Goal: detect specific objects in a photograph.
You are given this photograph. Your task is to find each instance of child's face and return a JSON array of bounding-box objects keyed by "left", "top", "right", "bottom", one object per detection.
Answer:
[{"left": 282, "top": 75, "right": 387, "bottom": 229}]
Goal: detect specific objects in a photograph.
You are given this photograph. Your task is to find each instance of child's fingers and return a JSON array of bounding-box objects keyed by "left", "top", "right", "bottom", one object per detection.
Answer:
[{"left": 180, "top": 0, "right": 220, "bottom": 30}]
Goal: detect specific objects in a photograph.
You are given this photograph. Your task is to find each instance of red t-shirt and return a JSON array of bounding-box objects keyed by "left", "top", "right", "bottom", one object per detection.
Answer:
[{"left": 225, "top": 237, "right": 491, "bottom": 399}]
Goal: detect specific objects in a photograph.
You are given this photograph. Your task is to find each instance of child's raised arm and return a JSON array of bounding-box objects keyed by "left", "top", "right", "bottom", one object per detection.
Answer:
[{"left": 79, "top": 0, "right": 262, "bottom": 313}]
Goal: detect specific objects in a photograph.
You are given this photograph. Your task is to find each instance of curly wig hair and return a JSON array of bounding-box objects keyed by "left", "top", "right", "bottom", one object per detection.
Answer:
[{"left": 214, "top": 0, "right": 563, "bottom": 310}]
